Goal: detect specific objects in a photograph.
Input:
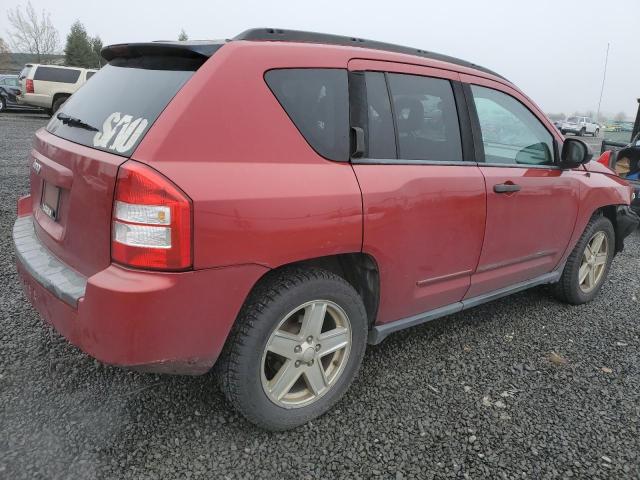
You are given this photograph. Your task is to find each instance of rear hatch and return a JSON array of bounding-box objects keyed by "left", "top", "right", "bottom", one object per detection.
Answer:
[{"left": 29, "top": 41, "right": 223, "bottom": 277}]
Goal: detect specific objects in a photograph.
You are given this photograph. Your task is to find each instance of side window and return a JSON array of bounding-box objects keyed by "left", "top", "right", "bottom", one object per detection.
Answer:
[
  {"left": 364, "top": 72, "right": 396, "bottom": 159},
  {"left": 34, "top": 67, "right": 81, "bottom": 84},
  {"left": 471, "top": 85, "right": 554, "bottom": 166},
  {"left": 265, "top": 68, "right": 349, "bottom": 161},
  {"left": 86, "top": 71, "right": 95, "bottom": 80},
  {"left": 387, "top": 73, "right": 462, "bottom": 161}
]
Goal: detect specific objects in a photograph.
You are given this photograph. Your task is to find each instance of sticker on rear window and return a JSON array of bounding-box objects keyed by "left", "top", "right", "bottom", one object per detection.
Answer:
[{"left": 93, "top": 112, "right": 149, "bottom": 154}]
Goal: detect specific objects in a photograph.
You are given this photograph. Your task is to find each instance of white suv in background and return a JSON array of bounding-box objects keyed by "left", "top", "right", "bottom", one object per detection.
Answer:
[
  {"left": 17, "top": 64, "right": 97, "bottom": 115},
  {"left": 560, "top": 116, "right": 599, "bottom": 137}
]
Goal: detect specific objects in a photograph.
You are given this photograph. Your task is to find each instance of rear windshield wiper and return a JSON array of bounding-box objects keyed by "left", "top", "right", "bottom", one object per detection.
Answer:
[{"left": 56, "top": 113, "right": 99, "bottom": 132}]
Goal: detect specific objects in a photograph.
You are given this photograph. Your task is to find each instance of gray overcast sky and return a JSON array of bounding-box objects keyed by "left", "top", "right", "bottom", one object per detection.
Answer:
[{"left": 1, "top": 0, "right": 638, "bottom": 118}]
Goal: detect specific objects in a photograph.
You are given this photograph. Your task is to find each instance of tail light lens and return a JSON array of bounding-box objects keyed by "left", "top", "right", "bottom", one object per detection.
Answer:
[
  {"left": 112, "top": 161, "right": 192, "bottom": 270},
  {"left": 26, "top": 79, "right": 34, "bottom": 93},
  {"left": 597, "top": 150, "right": 612, "bottom": 168}
]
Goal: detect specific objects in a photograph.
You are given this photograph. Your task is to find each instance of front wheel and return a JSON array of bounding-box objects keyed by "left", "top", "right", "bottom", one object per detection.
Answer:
[
  {"left": 578, "top": 128, "right": 585, "bottom": 137},
  {"left": 594, "top": 128, "right": 599, "bottom": 137},
  {"left": 0, "top": 97, "right": 6, "bottom": 112},
  {"left": 554, "top": 215, "right": 614, "bottom": 304},
  {"left": 218, "top": 268, "right": 368, "bottom": 430}
]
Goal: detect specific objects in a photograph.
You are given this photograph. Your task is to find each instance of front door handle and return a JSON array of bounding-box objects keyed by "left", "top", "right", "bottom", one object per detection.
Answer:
[{"left": 494, "top": 183, "right": 521, "bottom": 193}]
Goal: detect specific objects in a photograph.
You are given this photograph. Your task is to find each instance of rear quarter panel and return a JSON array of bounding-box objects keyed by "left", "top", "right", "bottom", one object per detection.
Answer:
[{"left": 132, "top": 42, "right": 363, "bottom": 269}]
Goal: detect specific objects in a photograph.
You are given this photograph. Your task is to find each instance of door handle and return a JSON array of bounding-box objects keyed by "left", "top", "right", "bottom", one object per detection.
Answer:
[{"left": 494, "top": 183, "right": 521, "bottom": 193}]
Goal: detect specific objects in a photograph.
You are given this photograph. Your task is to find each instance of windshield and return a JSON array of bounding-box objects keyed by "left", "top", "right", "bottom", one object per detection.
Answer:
[
  {"left": 46, "top": 55, "right": 205, "bottom": 157},
  {"left": 566, "top": 117, "right": 579, "bottom": 123}
]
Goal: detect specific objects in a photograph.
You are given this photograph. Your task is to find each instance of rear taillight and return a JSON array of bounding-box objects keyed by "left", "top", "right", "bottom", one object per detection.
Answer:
[
  {"left": 597, "top": 150, "right": 612, "bottom": 168},
  {"left": 112, "top": 161, "right": 192, "bottom": 270},
  {"left": 25, "top": 79, "right": 34, "bottom": 93}
]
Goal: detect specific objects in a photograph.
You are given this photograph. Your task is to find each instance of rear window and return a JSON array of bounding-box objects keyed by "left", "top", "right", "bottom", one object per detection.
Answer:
[
  {"left": 34, "top": 66, "right": 81, "bottom": 83},
  {"left": 46, "top": 55, "right": 204, "bottom": 156},
  {"left": 265, "top": 69, "right": 349, "bottom": 162}
]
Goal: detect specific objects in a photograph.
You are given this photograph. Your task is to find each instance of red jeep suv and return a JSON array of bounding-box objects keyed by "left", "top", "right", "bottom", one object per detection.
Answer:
[{"left": 13, "top": 29, "right": 639, "bottom": 430}]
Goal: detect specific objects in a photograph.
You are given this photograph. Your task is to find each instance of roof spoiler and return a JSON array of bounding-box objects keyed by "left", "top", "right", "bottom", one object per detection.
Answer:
[{"left": 102, "top": 41, "right": 225, "bottom": 62}]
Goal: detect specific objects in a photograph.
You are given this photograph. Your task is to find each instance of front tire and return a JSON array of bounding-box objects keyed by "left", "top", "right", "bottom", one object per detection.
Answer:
[
  {"left": 218, "top": 268, "right": 368, "bottom": 431},
  {"left": 594, "top": 128, "right": 599, "bottom": 137},
  {"left": 0, "top": 97, "right": 6, "bottom": 112},
  {"left": 578, "top": 128, "right": 585, "bottom": 137},
  {"left": 554, "top": 215, "right": 614, "bottom": 304}
]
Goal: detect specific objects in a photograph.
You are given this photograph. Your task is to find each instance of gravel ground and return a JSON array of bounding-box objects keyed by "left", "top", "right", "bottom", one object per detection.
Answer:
[{"left": 1, "top": 112, "right": 639, "bottom": 479}]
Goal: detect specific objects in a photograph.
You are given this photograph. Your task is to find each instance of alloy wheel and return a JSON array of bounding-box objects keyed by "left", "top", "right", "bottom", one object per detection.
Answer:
[
  {"left": 578, "top": 231, "right": 608, "bottom": 293},
  {"left": 261, "top": 300, "right": 352, "bottom": 409}
]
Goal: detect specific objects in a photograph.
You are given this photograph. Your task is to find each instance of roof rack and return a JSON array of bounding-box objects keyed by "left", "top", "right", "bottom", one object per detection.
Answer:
[{"left": 233, "top": 28, "right": 505, "bottom": 80}]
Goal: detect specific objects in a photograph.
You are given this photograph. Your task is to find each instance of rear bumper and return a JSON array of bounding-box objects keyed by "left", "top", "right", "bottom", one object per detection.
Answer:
[{"left": 14, "top": 213, "right": 268, "bottom": 374}]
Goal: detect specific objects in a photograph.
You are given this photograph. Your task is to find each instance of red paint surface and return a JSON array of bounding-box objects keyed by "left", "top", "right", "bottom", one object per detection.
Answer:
[
  {"left": 15, "top": 40, "right": 633, "bottom": 371},
  {"left": 17, "top": 259, "right": 268, "bottom": 372}
]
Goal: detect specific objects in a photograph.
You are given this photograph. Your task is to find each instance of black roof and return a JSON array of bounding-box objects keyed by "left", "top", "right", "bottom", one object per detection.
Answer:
[{"left": 234, "top": 28, "right": 506, "bottom": 80}]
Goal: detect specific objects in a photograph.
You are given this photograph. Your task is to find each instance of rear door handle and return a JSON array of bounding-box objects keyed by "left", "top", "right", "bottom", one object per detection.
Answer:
[{"left": 493, "top": 183, "right": 521, "bottom": 193}]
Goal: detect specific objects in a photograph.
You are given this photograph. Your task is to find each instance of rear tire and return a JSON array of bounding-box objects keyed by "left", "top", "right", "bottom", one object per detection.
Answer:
[
  {"left": 554, "top": 215, "right": 614, "bottom": 304},
  {"left": 594, "top": 128, "right": 599, "bottom": 137},
  {"left": 218, "top": 267, "right": 368, "bottom": 431}
]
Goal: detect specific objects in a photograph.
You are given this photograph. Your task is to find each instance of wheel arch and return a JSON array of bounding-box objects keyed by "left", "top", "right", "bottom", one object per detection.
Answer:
[
  {"left": 247, "top": 253, "right": 380, "bottom": 327},
  {"left": 51, "top": 92, "right": 71, "bottom": 108},
  {"left": 598, "top": 204, "right": 633, "bottom": 254}
]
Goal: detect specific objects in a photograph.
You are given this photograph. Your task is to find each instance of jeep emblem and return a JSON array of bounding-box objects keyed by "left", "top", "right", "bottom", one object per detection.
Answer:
[{"left": 32, "top": 160, "right": 41, "bottom": 174}]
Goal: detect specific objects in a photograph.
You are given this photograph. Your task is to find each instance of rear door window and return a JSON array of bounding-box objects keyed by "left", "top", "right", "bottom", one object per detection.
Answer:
[
  {"left": 386, "top": 73, "right": 463, "bottom": 161},
  {"left": 46, "top": 55, "right": 205, "bottom": 156},
  {"left": 265, "top": 69, "right": 349, "bottom": 162},
  {"left": 34, "top": 66, "right": 81, "bottom": 83}
]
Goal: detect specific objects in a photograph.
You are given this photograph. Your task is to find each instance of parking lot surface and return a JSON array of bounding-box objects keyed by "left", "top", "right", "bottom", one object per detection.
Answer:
[{"left": 1, "top": 112, "right": 639, "bottom": 479}]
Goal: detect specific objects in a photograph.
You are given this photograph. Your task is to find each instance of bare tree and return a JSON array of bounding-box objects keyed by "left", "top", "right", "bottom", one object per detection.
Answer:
[
  {"left": 7, "top": 1, "right": 60, "bottom": 63},
  {"left": 613, "top": 111, "right": 627, "bottom": 122},
  {"left": 0, "top": 37, "right": 11, "bottom": 71}
]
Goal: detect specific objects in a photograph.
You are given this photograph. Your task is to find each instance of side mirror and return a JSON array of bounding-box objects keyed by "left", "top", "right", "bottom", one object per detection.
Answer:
[{"left": 560, "top": 138, "right": 592, "bottom": 169}]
